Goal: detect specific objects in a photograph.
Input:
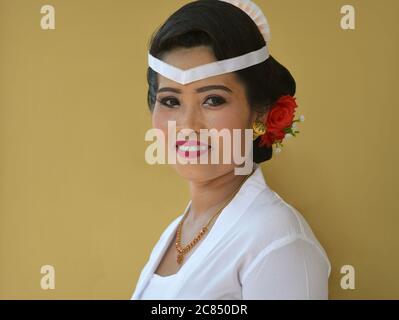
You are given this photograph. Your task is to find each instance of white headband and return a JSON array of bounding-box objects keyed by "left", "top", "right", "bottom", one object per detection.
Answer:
[{"left": 148, "top": 0, "right": 271, "bottom": 85}]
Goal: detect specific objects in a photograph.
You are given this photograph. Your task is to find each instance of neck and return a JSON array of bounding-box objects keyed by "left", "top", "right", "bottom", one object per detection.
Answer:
[{"left": 187, "top": 168, "right": 253, "bottom": 224}]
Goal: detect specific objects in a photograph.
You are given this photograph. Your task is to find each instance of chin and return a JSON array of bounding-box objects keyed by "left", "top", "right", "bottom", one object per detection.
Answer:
[{"left": 171, "top": 163, "right": 234, "bottom": 183}]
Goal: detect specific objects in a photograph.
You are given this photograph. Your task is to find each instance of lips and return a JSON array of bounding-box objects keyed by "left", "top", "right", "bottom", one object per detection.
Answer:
[
  {"left": 176, "top": 140, "right": 211, "bottom": 159},
  {"left": 176, "top": 140, "right": 210, "bottom": 147}
]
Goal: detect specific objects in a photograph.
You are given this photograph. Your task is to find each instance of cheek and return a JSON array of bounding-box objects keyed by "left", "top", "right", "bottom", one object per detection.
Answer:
[
  {"left": 208, "top": 105, "right": 250, "bottom": 131},
  {"left": 207, "top": 104, "right": 251, "bottom": 156},
  {"left": 152, "top": 108, "right": 171, "bottom": 133}
]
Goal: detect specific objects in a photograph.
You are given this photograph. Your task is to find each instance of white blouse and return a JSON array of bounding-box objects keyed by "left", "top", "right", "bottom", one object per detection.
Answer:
[
  {"left": 140, "top": 273, "right": 179, "bottom": 300},
  {"left": 132, "top": 163, "right": 331, "bottom": 300}
]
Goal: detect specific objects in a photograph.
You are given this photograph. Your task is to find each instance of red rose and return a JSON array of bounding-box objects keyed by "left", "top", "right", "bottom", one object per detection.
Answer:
[
  {"left": 259, "top": 95, "right": 298, "bottom": 148},
  {"left": 259, "top": 131, "right": 275, "bottom": 147}
]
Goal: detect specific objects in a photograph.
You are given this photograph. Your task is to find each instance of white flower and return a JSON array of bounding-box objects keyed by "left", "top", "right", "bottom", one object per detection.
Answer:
[
  {"left": 285, "top": 133, "right": 293, "bottom": 139},
  {"left": 275, "top": 147, "right": 282, "bottom": 154},
  {"left": 292, "top": 122, "right": 297, "bottom": 130},
  {"left": 299, "top": 115, "right": 306, "bottom": 122}
]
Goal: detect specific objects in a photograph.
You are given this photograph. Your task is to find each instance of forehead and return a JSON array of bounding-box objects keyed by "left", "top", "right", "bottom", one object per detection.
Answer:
[{"left": 157, "top": 46, "right": 243, "bottom": 91}]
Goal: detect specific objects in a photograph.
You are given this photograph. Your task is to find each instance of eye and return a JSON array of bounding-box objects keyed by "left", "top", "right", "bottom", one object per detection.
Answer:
[
  {"left": 203, "top": 96, "right": 226, "bottom": 107},
  {"left": 157, "top": 97, "right": 180, "bottom": 108}
]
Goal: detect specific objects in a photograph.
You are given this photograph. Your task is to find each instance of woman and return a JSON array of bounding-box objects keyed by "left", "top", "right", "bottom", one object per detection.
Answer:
[{"left": 132, "top": 0, "right": 331, "bottom": 300}]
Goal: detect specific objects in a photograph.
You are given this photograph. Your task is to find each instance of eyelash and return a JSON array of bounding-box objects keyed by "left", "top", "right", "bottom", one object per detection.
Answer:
[{"left": 157, "top": 96, "right": 226, "bottom": 108}]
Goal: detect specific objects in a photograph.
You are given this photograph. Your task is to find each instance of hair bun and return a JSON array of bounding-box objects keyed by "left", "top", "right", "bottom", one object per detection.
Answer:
[{"left": 219, "top": 0, "right": 271, "bottom": 43}]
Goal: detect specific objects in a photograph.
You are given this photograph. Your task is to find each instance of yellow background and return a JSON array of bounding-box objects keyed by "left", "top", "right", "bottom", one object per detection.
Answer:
[{"left": 0, "top": 0, "right": 398, "bottom": 299}]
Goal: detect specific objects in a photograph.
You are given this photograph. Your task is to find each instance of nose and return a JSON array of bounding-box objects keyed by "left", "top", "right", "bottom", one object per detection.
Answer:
[{"left": 176, "top": 103, "right": 205, "bottom": 137}]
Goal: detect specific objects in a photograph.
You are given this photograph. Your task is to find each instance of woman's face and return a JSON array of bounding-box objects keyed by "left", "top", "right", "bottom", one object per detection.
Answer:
[{"left": 152, "top": 45, "right": 259, "bottom": 182}]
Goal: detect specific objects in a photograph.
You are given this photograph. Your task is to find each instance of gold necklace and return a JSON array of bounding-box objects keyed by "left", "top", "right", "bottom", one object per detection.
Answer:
[{"left": 175, "top": 169, "right": 255, "bottom": 265}]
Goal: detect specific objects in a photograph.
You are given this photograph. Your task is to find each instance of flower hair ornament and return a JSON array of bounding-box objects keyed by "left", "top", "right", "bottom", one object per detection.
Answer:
[{"left": 252, "top": 95, "right": 306, "bottom": 153}]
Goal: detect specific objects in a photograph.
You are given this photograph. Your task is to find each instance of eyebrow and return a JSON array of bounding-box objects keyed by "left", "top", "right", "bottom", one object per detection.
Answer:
[{"left": 157, "top": 85, "right": 233, "bottom": 94}]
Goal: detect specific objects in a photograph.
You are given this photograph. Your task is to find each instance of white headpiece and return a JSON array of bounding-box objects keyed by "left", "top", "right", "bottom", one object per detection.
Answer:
[{"left": 148, "top": 0, "right": 271, "bottom": 85}]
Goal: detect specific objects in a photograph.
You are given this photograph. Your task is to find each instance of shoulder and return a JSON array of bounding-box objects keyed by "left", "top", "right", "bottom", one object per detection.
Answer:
[
  {"left": 236, "top": 189, "right": 331, "bottom": 277},
  {"left": 244, "top": 190, "right": 320, "bottom": 241}
]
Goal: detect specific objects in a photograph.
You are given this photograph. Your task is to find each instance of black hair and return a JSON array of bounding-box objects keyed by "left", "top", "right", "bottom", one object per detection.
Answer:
[{"left": 146, "top": 0, "right": 296, "bottom": 163}]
